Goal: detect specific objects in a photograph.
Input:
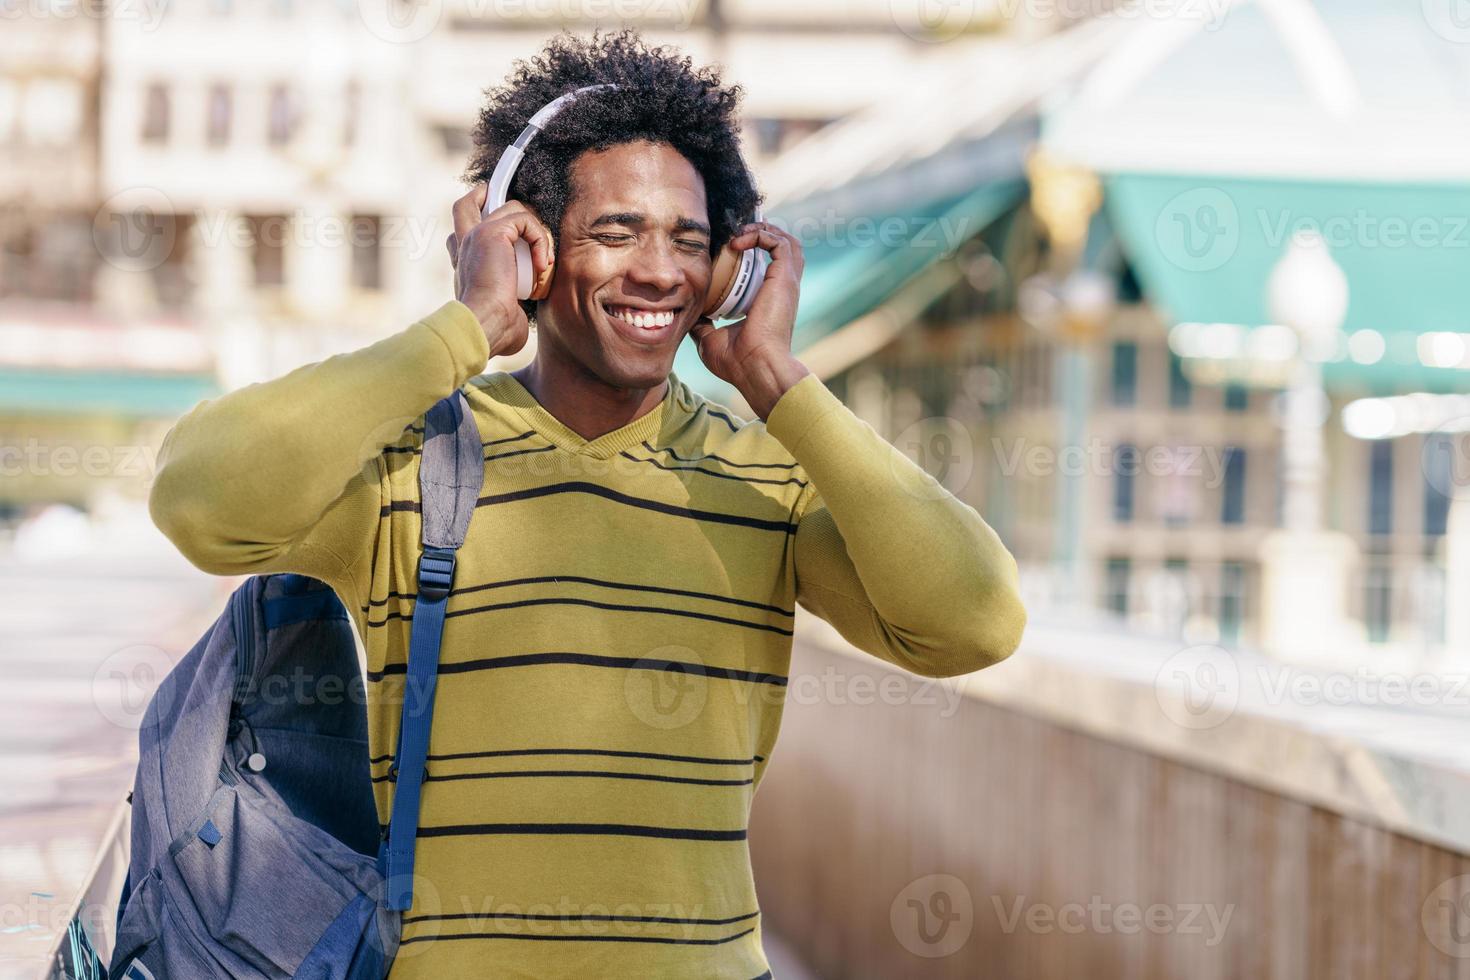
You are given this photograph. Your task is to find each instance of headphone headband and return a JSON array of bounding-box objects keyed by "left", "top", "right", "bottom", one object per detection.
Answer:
[{"left": 485, "top": 84, "right": 620, "bottom": 216}]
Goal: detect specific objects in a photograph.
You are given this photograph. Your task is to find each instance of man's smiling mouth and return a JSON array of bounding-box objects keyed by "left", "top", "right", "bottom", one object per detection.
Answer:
[
  {"left": 603, "top": 303, "right": 682, "bottom": 331},
  {"left": 603, "top": 304, "right": 681, "bottom": 328}
]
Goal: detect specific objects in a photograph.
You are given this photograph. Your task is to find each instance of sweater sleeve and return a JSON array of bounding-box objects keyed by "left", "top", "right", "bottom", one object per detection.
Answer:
[
  {"left": 147, "top": 300, "right": 491, "bottom": 603},
  {"left": 763, "top": 373, "right": 1026, "bottom": 678}
]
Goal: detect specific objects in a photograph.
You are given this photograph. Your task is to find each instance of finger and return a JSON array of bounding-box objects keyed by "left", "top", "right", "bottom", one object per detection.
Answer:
[
  {"left": 733, "top": 225, "right": 802, "bottom": 278},
  {"left": 452, "top": 184, "right": 487, "bottom": 248},
  {"left": 689, "top": 318, "right": 716, "bottom": 342},
  {"left": 487, "top": 208, "right": 556, "bottom": 282},
  {"left": 514, "top": 208, "right": 555, "bottom": 275}
]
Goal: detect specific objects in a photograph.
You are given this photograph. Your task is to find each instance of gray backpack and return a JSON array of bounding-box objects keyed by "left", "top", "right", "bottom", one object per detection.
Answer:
[{"left": 111, "top": 390, "right": 483, "bottom": 979}]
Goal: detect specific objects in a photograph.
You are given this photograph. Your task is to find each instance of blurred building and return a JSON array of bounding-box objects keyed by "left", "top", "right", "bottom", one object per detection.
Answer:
[
  {"left": 1, "top": 0, "right": 1054, "bottom": 523},
  {"left": 708, "top": 1, "right": 1470, "bottom": 668}
]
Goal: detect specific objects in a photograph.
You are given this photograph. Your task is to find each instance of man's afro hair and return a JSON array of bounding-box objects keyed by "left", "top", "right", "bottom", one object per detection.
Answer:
[{"left": 461, "top": 29, "right": 762, "bottom": 316}]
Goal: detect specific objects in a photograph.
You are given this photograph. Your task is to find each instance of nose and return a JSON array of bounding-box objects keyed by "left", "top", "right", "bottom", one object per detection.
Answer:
[{"left": 624, "top": 234, "right": 685, "bottom": 295}]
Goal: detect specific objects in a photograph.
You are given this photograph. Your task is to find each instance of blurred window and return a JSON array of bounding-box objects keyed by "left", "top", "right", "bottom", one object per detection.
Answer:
[
  {"left": 1364, "top": 562, "right": 1392, "bottom": 644},
  {"left": 207, "top": 83, "right": 232, "bottom": 147},
  {"left": 1114, "top": 443, "right": 1137, "bottom": 523},
  {"left": 1156, "top": 445, "right": 1196, "bottom": 527},
  {"left": 435, "top": 124, "right": 470, "bottom": 155},
  {"left": 142, "top": 82, "right": 170, "bottom": 144},
  {"left": 1110, "top": 341, "right": 1136, "bottom": 406},
  {"left": 150, "top": 213, "right": 194, "bottom": 309},
  {"left": 747, "top": 116, "right": 833, "bottom": 158},
  {"left": 1219, "top": 561, "right": 1245, "bottom": 646},
  {"left": 1168, "top": 349, "right": 1192, "bottom": 408},
  {"left": 1221, "top": 446, "right": 1246, "bottom": 524},
  {"left": 247, "top": 214, "right": 288, "bottom": 287},
  {"left": 1104, "top": 557, "right": 1130, "bottom": 615},
  {"left": 1368, "top": 439, "right": 1393, "bottom": 536},
  {"left": 351, "top": 214, "right": 382, "bottom": 291},
  {"left": 1424, "top": 432, "right": 1452, "bottom": 537},
  {"left": 267, "top": 84, "right": 298, "bottom": 146}
]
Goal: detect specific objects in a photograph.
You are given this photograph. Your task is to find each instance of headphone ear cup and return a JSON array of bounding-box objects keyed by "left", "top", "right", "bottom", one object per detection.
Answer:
[{"left": 702, "top": 241, "right": 744, "bottom": 319}]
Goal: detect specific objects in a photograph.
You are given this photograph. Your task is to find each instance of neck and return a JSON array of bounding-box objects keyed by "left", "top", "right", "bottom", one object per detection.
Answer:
[{"left": 511, "top": 350, "right": 668, "bottom": 442}]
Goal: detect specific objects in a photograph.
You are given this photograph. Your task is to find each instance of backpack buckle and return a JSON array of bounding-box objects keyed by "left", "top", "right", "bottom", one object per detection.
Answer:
[{"left": 417, "top": 548, "right": 456, "bottom": 601}]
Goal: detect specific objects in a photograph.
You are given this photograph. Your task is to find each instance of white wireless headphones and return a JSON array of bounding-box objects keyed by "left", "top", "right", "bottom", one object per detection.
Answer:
[{"left": 481, "top": 82, "right": 770, "bottom": 321}]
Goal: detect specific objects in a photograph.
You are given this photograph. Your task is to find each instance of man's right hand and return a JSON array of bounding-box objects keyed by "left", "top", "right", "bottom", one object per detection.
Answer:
[{"left": 446, "top": 183, "right": 555, "bottom": 358}]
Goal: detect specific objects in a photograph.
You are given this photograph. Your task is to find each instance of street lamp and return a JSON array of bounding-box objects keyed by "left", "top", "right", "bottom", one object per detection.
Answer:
[
  {"left": 1259, "top": 228, "right": 1358, "bottom": 664},
  {"left": 1267, "top": 228, "right": 1348, "bottom": 532},
  {"left": 1023, "top": 150, "right": 1110, "bottom": 611}
]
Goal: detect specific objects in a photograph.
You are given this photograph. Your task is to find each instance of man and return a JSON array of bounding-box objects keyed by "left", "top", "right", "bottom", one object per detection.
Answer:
[{"left": 149, "top": 29, "right": 1025, "bottom": 979}]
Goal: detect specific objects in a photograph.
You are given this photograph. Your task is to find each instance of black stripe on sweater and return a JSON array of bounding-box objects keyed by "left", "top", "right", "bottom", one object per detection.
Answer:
[
  {"left": 618, "top": 451, "right": 809, "bottom": 488},
  {"left": 371, "top": 768, "right": 754, "bottom": 787},
  {"left": 398, "top": 927, "right": 755, "bottom": 947},
  {"left": 641, "top": 441, "right": 799, "bottom": 470},
  {"left": 414, "top": 822, "right": 747, "bottom": 841},
  {"left": 369, "top": 747, "right": 765, "bottom": 766},
  {"left": 701, "top": 406, "right": 744, "bottom": 433},
  {"left": 360, "top": 574, "right": 794, "bottom": 618},
  {"left": 385, "top": 430, "right": 541, "bottom": 454},
  {"left": 365, "top": 651, "right": 788, "bottom": 687},
  {"left": 402, "top": 909, "right": 759, "bottom": 927},
  {"left": 380, "top": 482, "right": 797, "bottom": 534},
  {"left": 363, "top": 594, "right": 793, "bottom": 635},
  {"left": 486, "top": 444, "right": 557, "bottom": 463}
]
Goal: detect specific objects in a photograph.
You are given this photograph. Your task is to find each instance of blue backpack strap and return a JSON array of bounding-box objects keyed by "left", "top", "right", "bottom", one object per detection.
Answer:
[{"left": 382, "top": 389, "right": 484, "bottom": 911}]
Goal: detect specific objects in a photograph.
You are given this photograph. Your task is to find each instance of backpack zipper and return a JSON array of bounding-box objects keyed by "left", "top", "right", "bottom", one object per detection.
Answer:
[
  {"left": 230, "top": 578, "right": 258, "bottom": 705},
  {"left": 225, "top": 578, "right": 266, "bottom": 777}
]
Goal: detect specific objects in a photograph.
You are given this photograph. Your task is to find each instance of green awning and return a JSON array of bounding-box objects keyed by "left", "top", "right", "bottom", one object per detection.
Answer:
[
  {"left": 0, "top": 367, "right": 219, "bottom": 417},
  {"left": 674, "top": 179, "right": 1026, "bottom": 403},
  {"left": 1105, "top": 173, "right": 1470, "bottom": 394}
]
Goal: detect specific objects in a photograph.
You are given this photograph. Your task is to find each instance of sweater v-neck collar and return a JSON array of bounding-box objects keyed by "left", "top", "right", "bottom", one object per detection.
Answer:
[{"left": 477, "top": 370, "right": 691, "bottom": 459}]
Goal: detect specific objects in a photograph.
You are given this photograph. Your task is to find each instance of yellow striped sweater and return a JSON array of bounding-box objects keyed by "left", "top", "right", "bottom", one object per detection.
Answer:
[{"left": 148, "top": 299, "right": 1026, "bottom": 979}]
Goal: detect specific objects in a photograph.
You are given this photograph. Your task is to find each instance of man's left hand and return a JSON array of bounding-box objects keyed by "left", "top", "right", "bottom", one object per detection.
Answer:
[{"left": 690, "top": 220, "right": 811, "bottom": 420}]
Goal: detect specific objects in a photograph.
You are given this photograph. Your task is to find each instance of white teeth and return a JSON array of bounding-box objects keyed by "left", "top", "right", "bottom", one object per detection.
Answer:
[{"left": 609, "top": 306, "right": 675, "bottom": 329}]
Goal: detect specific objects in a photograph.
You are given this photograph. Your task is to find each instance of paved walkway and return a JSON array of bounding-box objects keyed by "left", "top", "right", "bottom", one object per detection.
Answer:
[
  {"left": 0, "top": 522, "right": 824, "bottom": 978},
  {"left": 0, "top": 532, "right": 228, "bottom": 979}
]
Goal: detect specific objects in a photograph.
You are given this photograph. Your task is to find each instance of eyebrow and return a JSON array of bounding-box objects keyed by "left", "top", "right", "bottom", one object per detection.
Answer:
[{"left": 589, "top": 211, "right": 711, "bottom": 237}]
